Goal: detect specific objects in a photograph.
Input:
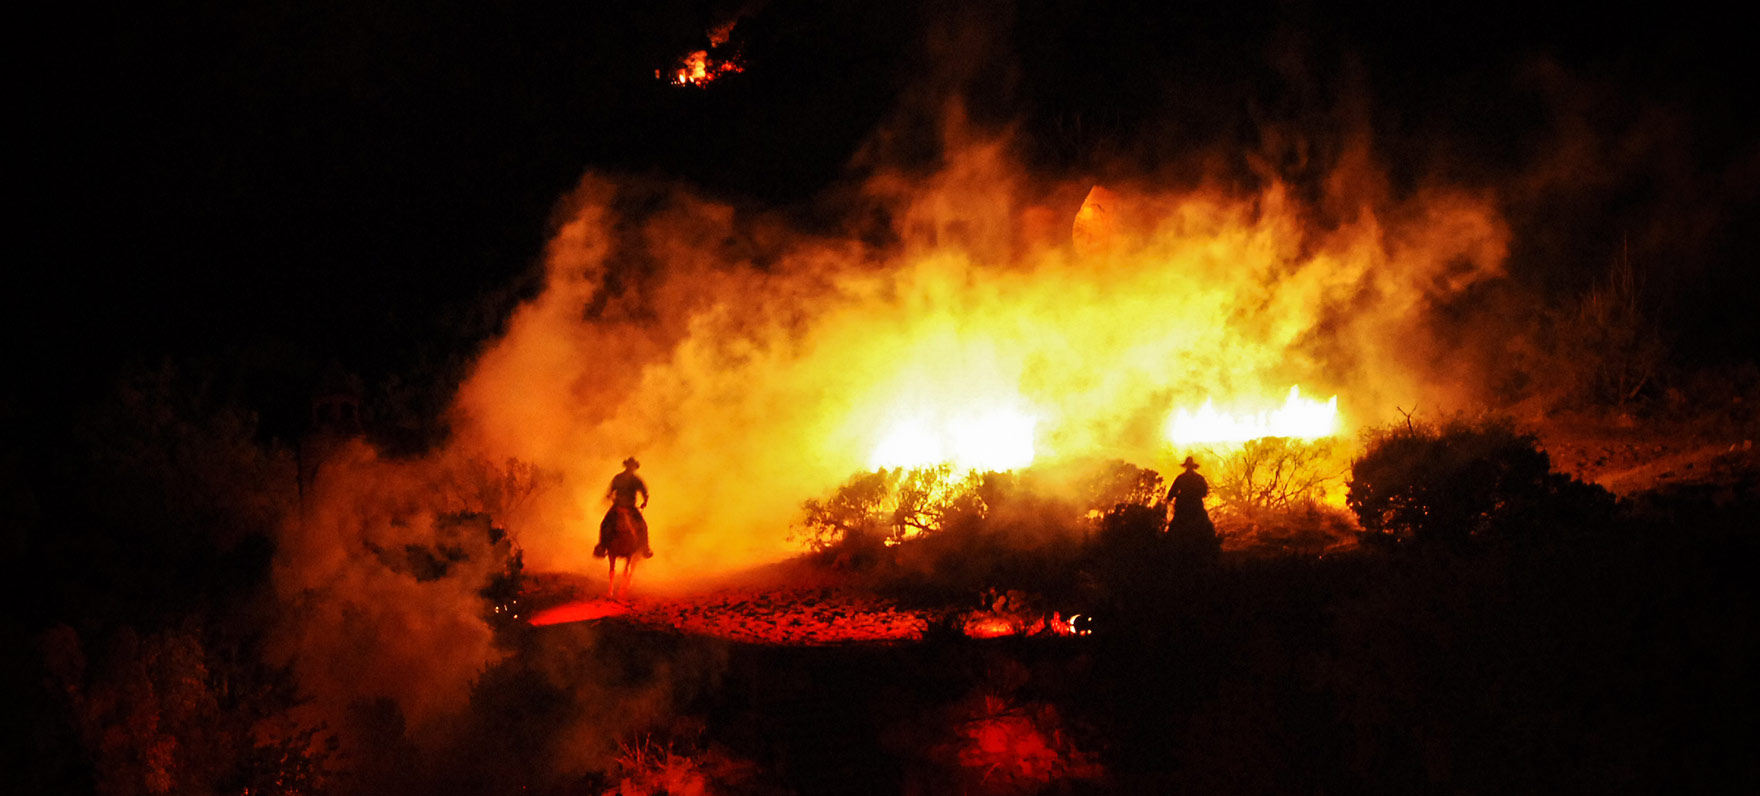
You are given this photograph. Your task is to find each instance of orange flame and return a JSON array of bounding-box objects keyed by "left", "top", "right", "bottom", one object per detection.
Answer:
[{"left": 660, "top": 22, "right": 744, "bottom": 87}]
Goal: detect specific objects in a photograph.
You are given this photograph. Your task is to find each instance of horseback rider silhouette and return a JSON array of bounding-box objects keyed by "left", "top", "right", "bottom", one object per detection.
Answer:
[
  {"left": 1167, "top": 455, "right": 1214, "bottom": 537},
  {"left": 595, "top": 457, "right": 653, "bottom": 598}
]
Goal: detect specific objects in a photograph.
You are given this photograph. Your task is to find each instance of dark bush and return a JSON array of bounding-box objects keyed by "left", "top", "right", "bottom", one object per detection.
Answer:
[
  {"left": 1347, "top": 417, "right": 1614, "bottom": 544},
  {"left": 794, "top": 466, "right": 989, "bottom": 559},
  {"left": 36, "top": 623, "right": 335, "bottom": 796}
]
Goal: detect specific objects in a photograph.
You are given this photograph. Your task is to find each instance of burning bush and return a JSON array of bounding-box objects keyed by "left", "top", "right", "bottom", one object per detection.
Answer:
[
  {"left": 1206, "top": 437, "right": 1356, "bottom": 554},
  {"left": 1347, "top": 418, "right": 1615, "bottom": 544},
  {"left": 794, "top": 465, "right": 989, "bottom": 558},
  {"left": 1211, "top": 437, "right": 1348, "bottom": 515},
  {"left": 795, "top": 460, "right": 1173, "bottom": 594}
]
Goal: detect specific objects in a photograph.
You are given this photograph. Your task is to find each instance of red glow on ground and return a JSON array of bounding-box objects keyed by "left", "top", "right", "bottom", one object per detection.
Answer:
[
  {"left": 526, "top": 583, "right": 927, "bottom": 644},
  {"left": 942, "top": 695, "right": 1105, "bottom": 792},
  {"left": 528, "top": 598, "right": 631, "bottom": 626},
  {"left": 639, "top": 588, "right": 928, "bottom": 644},
  {"left": 962, "top": 713, "right": 1059, "bottom": 781}
]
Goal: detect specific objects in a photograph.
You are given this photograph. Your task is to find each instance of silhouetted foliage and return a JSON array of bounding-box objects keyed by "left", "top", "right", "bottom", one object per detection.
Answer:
[
  {"left": 794, "top": 466, "right": 988, "bottom": 556},
  {"left": 597, "top": 731, "right": 766, "bottom": 796},
  {"left": 44, "top": 362, "right": 296, "bottom": 624},
  {"left": 1095, "top": 503, "right": 1164, "bottom": 545},
  {"left": 1070, "top": 460, "right": 1164, "bottom": 516},
  {"left": 441, "top": 456, "right": 557, "bottom": 527},
  {"left": 37, "top": 623, "right": 334, "bottom": 796},
  {"left": 1212, "top": 437, "right": 1347, "bottom": 514},
  {"left": 1553, "top": 255, "right": 1668, "bottom": 408},
  {"left": 1347, "top": 417, "right": 1614, "bottom": 544},
  {"left": 1498, "top": 255, "right": 1671, "bottom": 412}
]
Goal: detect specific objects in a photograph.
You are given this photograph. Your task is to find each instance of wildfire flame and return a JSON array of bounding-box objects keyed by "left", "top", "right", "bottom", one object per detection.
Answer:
[
  {"left": 865, "top": 384, "right": 1338, "bottom": 474},
  {"left": 869, "top": 404, "right": 1038, "bottom": 472},
  {"left": 662, "top": 51, "right": 741, "bottom": 87},
  {"left": 453, "top": 132, "right": 1511, "bottom": 582},
  {"left": 1166, "top": 385, "right": 1340, "bottom": 445},
  {"left": 659, "top": 22, "right": 744, "bottom": 87}
]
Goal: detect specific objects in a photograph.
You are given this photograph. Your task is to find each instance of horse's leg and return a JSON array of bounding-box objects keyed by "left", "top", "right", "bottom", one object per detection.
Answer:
[
  {"left": 620, "top": 556, "right": 636, "bottom": 598},
  {"left": 606, "top": 557, "right": 625, "bottom": 599}
]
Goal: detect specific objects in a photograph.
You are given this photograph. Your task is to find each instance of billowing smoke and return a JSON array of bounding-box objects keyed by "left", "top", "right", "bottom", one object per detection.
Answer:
[
  {"left": 449, "top": 121, "right": 1509, "bottom": 589},
  {"left": 267, "top": 17, "right": 1528, "bottom": 771},
  {"left": 270, "top": 442, "right": 515, "bottom": 739}
]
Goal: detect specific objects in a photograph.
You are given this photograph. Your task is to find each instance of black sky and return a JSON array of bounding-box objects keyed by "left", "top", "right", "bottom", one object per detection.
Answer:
[{"left": 17, "top": 1, "right": 1759, "bottom": 421}]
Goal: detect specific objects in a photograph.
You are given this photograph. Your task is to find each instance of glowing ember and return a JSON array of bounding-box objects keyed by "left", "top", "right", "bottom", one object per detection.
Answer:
[
  {"left": 869, "top": 406, "right": 1037, "bottom": 473},
  {"left": 962, "top": 614, "right": 1019, "bottom": 639},
  {"left": 1166, "top": 385, "right": 1340, "bottom": 445}
]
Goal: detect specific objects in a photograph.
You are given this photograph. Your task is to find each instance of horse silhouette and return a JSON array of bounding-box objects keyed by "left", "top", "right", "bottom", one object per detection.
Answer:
[{"left": 596, "top": 505, "right": 649, "bottom": 599}]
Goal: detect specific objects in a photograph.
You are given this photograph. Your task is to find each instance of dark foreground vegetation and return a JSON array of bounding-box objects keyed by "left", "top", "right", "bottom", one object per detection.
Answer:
[{"left": 9, "top": 370, "right": 1757, "bottom": 795}]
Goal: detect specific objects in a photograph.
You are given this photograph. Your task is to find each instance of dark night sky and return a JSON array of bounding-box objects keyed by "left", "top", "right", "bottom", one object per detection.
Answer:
[{"left": 15, "top": 2, "right": 1759, "bottom": 423}]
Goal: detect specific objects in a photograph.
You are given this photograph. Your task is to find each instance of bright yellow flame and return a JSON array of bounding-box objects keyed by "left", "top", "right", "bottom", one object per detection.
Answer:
[
  {"left": 869, "top": 405, "right": 1037, "bottom": 473},
  {"left": 1166, "top": 385, "right": 1339, "bottom": 444}
]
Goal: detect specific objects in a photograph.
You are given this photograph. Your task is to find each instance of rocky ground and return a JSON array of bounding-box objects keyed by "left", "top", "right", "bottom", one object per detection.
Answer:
[
  {"left": 1537, "top": 410, "right": 1759, "bottom": 498},
  {"left": 523, "top": 567, "right": 937, "bottom": 644}
]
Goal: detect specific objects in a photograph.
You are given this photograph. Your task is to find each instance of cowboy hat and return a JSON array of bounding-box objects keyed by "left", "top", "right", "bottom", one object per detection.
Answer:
[
  {"left": 1180, "top": 456, "right": 1200, "bottom": 470},
  {"left": 622, "top": 456, "right": 640, "bottom": 468}
]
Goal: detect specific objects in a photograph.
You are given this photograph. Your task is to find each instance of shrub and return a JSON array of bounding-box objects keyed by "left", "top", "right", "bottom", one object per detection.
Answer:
[
  {"left": 1212, "top": 437, "right": 1348, "bottom": 515},
  {"left": 1175, "top": 438, "right": 1354, "bottom": 555},
  {"left": 1347, "top": 417, "right": 1613, "bottom": 544},
  {"left": 1221, "top": 502, "right": 1358, "bottom": 556},
  {"left": 38, "top": 623, "right": 334, "bottom": 796},
  {"left": 794, "top": 466, "right": 988, "bottom": 555},
  {"left": 1071, "top": 460, "right": 1164, "bottom": 517},
  {"left": 601, "top": 734, "right": 762, "bottom": 796},
  {"left": 1504, "top": 255, "right": 1668, "bottom": 412},
  {"left": 1556, "top": 256, "right": 1667, "bottom": 408}
]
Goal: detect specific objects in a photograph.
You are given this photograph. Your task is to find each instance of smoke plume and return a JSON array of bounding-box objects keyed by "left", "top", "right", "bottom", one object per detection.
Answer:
[{"left": 449, "top": 123, "right": 1509, "bottom": 588}]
